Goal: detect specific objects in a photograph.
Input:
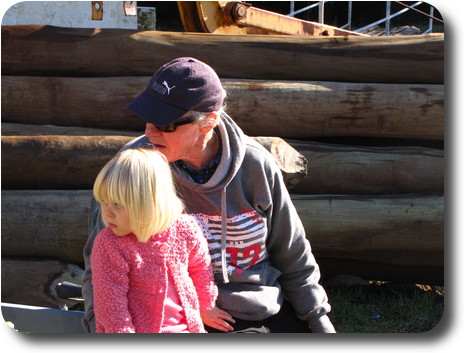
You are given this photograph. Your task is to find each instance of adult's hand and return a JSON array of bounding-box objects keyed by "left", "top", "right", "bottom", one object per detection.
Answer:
[{"left": 308, "top": 315, "right": 336, "bottom": 333}]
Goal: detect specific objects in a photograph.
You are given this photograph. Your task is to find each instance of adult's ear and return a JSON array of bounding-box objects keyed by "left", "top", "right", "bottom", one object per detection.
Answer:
[{"left": 199, "top": 112, "right": 218, "bottom": 134}]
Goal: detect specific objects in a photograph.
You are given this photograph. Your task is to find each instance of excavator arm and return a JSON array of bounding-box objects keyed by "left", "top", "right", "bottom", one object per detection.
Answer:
[{"left": 177, "top": 1, "right": 368, "bottom": 36}]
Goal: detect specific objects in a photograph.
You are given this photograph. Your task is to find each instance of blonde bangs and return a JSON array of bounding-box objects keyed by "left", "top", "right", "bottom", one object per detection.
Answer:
[
  {"left": 93, "top": 157, "right": 129, "bottom": 208},
  {"left": 94, "top": 148, "right": 184, "bottom": 243}
]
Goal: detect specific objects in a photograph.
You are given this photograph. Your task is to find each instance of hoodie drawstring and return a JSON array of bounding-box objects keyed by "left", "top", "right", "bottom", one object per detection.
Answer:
[{"left": 220, "top": 187, "right": 229, "bottom": 283}]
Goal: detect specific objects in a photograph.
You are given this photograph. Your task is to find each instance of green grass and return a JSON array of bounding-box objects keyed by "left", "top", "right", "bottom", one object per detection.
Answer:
[
  {"left": 325, "top": 282, "right": 444, "bottom": 333},
  {"left": 70, "top": 282, "right": 444, "bottom": 334}
]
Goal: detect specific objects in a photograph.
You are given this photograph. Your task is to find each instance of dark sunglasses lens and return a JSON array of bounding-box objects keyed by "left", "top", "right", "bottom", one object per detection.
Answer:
[
  {"left": 154, "top": 116, "right": 195, "bottom": 133},
  {"left": 155, "top": 124, "right": 175, "bottom": 132}
]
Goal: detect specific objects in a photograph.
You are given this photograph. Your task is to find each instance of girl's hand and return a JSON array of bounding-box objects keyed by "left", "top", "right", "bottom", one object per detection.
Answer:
[{"left": 200, "top": 306, "right": 235, "bottom": 332}]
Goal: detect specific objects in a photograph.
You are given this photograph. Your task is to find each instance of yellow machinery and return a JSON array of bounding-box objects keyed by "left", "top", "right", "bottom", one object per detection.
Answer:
[{"left": 177, "top": 1, "right": 368, "bottom": 36}]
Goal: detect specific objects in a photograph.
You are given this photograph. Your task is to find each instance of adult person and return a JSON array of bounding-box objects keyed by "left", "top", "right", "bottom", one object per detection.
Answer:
[{"left": 81, "top": 57, "right": 336, "bottom": 333}]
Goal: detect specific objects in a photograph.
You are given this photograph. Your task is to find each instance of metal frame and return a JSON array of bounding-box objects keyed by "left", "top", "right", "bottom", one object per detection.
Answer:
[
  {"left": 287, "top": 1, "right": 441, "bottom": 35},
  {"left": 354, "top": 1, "right": 423, "bottom": 35}
]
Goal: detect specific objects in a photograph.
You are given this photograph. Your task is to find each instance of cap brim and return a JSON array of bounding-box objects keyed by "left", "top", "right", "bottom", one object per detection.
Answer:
[{"left": 125, "top": 91, "right": 188, "bottom": 126}]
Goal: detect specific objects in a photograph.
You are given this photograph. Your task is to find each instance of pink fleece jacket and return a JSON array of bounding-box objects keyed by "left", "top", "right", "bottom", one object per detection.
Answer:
[{"left": 91, "top": 214, "right": 218, "bottom": 333}]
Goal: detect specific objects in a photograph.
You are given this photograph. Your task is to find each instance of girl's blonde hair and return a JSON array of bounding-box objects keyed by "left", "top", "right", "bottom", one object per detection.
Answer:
[{"left": 93, "top": 148, "right": 184, "bottom": 242}]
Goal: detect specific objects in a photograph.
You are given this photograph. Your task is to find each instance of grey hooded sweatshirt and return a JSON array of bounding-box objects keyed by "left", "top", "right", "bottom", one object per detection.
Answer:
[{"left": 81, "top": 113, "right": 331, "bottom": 332}]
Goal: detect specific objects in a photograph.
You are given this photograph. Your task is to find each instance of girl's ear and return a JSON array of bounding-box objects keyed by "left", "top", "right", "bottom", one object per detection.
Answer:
[{"left": 199, "top": 112, "right": 218, "bottom": 134}]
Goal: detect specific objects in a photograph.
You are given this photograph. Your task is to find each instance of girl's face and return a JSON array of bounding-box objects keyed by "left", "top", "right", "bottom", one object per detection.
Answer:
[{"left": 101, "top": 201, "right": 132, "bottom": 236}]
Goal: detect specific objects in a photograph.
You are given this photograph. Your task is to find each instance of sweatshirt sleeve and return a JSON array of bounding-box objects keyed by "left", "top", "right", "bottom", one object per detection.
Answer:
[
  {"left": 91, "top": 229, "right": 136, "bottom": 333},
  {"left": 185, "top": 219, "right": 218, "bottom": 311},
  {"left": 81, "top": 197, "right": 103, "bottom": 333},
  {"left": 263, "top": 156, "right": 334, "bottom": 331}
]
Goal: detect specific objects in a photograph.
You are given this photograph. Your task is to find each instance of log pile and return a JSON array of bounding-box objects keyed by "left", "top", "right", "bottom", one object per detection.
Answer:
[{"left": 1, "top": 25, "right": 444, "bottom": 308}]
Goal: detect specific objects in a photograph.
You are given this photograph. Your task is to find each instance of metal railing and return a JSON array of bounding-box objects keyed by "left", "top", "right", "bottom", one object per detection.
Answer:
[{"left": 287, "top": 1, "right": 443, "bottom": 35}]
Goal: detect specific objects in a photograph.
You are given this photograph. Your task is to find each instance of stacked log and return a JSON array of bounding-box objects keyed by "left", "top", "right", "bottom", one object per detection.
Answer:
[
  {"left": 2, "top": 76, "right": 444, "bottom": 139},
  {"left": 1, "top": 25, "right": 444, "bottom": 308},
  {"left": 2, "top": 25, "right": 443, "bottom": 83}
]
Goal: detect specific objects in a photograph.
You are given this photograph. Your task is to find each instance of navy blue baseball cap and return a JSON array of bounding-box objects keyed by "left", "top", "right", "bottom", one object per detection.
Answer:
[{"left": 126, "top": 57, "right": 225, "bottom": 126}]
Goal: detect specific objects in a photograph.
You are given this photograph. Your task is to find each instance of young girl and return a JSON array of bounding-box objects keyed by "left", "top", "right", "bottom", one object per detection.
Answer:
[{"left": 91, "top": 148, "right": 218, "bottom": 333}]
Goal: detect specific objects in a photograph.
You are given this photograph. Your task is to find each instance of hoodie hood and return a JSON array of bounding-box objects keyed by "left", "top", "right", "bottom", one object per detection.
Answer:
[{"left": 171, "top": 112, "right": 246, "bottom": 193}]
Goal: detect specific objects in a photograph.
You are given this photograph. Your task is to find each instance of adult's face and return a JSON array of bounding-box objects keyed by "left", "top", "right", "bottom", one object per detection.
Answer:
[{"left": 144, "top": 121, "right": 204, "bottom": 163}]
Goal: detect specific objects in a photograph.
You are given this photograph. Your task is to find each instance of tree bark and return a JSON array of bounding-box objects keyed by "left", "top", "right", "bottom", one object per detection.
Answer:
[
  {"left": 1, "top": 128, "right": 307, "bottom": 190},
  {"left": 1, "top": 76, "right": 444, "bottom": 139},
  {"left": 1, "top": 190, "right": 444, "bottom": 285},
  {"left": 225, "top": 80, "right": 443, "bottom": 140},
  {"left": 1, "top": 258, "right": 83, "bottom": 309},
  {"left": 1, "top": 25, "right": 444, "bottom": 84},
  {"left": 1, "top": 122, "right": 141, "bottom": 136},
  {"left": 1, "top": 190, "right": 92, "bottom": 263},
  {"left": 1, "top": 135, "right": 135, "bottom": 189},
  {"left": 293, "top": 193, "right": 443, "bottom": 269},
  {"left": 289, "top": 141, "right": 444, "bottom": 194},
  {"left": 1, "top": 125, "right": 443, "bottom": 194}
]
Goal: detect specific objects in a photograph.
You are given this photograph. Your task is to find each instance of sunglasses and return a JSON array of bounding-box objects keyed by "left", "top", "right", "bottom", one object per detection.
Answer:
[{"left": 154, "top": 116, "right": 196, "bottom": 133}]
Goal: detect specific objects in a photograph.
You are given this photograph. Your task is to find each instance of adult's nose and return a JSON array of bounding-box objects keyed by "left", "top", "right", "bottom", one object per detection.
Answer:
[{"left": 145, "top": 123, "right": 162, "bottom": 137}]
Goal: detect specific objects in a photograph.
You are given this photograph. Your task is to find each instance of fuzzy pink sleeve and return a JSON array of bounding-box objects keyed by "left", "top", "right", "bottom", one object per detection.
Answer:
[
  {"left": 91, "top": 229, "right": 136, "bottom": 333},
  {"left": 186, "top": 221, "right": 218, "bottom": 311}
]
